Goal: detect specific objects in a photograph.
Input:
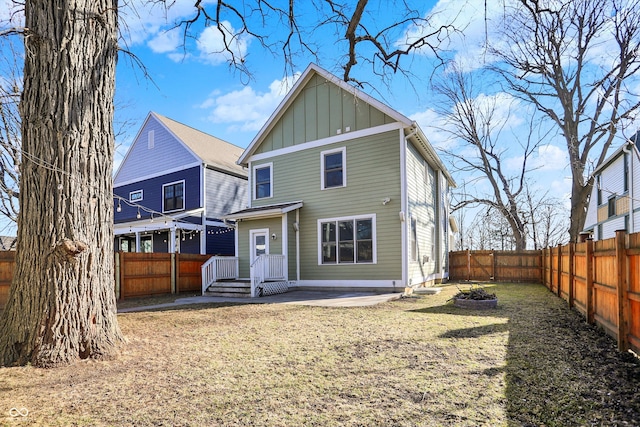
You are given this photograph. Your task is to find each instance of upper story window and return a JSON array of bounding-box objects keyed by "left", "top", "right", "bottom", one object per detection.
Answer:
[
  {"left": 321, "top": 147, "right": 346, "bottom": 189},
  {"left": 596, "top": 175, "right": 602, "bottom": 205},
  {"left": 608, "top": 196, "right": 616, "bottom": 218},
  {"left": 253, "top": 163, "right": 272, "bottom": 199},
  {"left": 129, "top": 190, "right": 143, "bottom": 202},
  {"left": 163, "top": 180, "right": 184, "bottom": 212}
]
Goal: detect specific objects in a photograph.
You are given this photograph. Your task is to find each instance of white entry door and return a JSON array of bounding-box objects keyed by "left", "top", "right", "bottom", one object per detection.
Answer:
[{"left": 250, "top": 229, "right": 269, "bottom": 264}]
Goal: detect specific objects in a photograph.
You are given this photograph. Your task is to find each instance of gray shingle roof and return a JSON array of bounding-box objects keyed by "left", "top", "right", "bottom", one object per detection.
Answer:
[{"left": 153, "top": 113, "right": 247, "bottom": 178}]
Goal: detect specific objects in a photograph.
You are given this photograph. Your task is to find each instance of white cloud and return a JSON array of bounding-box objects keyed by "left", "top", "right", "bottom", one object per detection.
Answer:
[
  {"left": 399, "top": 0, "right": 512, "bottom": 71},
  {"left": 535, "top": 144, "right": 568, "bottom": 171},
  {"left": 196, "top": 22, "right": 252, "bottom": 66},
  {"left": 119, "top": 0, "right": 217, "bottom": 47},
  {"left": 199, "top": 73, "right": 301, "bottom": 132},
  {"left": 410, "top": 108, "right": 457, "bottom": 150},
  {"left": 147, "top": 27, "right": 181, "bottom": 54}
]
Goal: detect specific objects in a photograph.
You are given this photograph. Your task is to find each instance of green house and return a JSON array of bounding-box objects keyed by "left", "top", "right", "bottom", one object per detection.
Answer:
[{"left": 202, "top": 64, "right": 456, "bottom": 297}]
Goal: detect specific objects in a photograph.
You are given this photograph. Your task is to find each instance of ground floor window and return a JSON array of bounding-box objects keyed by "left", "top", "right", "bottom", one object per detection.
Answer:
[{"left": 318, "top": 214, "right": 375, "bottom": 264}]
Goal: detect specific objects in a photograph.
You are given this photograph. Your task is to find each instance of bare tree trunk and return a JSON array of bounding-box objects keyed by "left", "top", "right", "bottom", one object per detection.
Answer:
[{"left": 0, "top": 0, "right": 124, "bottom": 367}]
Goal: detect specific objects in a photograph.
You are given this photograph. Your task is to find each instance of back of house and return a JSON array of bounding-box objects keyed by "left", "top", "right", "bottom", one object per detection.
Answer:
[{"left": 223, "top": 64, "right": 455, "bottom": 293}]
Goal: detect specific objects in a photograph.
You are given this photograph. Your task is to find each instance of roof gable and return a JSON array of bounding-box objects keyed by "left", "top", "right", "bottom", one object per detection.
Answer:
[
  {"left": 114, "top": 112, "right": 246, "bottom": 186},
  {"left": 238, "top": 63, "right": 413, "bottom": 165},
  {"left": 153, "top": 113, "right": 246, "bottom": 176}
]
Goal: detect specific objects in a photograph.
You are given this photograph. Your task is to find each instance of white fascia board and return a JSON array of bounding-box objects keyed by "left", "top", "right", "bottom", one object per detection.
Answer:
[
  {"left": 247, "top": 122, "right": 404, "bottom": 164},
  {"left": 114, "top": 161, "right": 202, "bottom": 188}
]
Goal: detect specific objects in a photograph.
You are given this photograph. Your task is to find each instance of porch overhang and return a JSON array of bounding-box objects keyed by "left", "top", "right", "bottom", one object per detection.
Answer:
[
  {"left": 222, "top": 201, "right": 303, "bottom": 221},
  {"left": 114, "top": 219, "right": 205, "bottom": 235}
]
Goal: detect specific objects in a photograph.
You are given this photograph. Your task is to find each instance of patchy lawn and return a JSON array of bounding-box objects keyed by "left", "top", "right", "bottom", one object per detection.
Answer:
[{"left": 1, "top": 283, "right": 639, "bottom": 426}]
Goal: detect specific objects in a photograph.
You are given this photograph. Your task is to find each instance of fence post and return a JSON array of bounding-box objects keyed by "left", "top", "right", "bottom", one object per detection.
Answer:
[
  {"left": 549, "top": 247, "right": 554, "bottom": 290},
  {"left": 171, "top": 252, "right": 177, "bottom": 295},
  {"left": 568, "top": 243, "right": 575, "bottom": 308},
  {"left": 466, "top": 249, "right": 471, "bottom": 282},
  {"left": 114, "top": 251, "right": 121, "bottom": 300},
  {"left": 175, "top": 252, "right": 180, "bottom": 294},
  {"left": 119, "top": 251, "right": 126, "bottom": 301},
  {"left": 540, "top": 249, "right": 545, "bottom": 286},
  {"left": 491, "top": 251, "right": 496, "bottom": 281},
  {"left": 586, "top": 239, "right": 594, "bottom": 324},
  {"left": 615, "top": 230, "right": 629, "bottom": 351},
  {"left": 557, "top": 244, "right": 562, "bottom": 297}
]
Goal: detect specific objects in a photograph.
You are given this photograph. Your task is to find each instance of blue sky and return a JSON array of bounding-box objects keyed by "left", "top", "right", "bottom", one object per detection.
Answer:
[
  {"left": 110, "top": 0, "right": 578, "bottom": 199},
  {"left": 2, "top": 0, "right": 638, "bottom": 240}
]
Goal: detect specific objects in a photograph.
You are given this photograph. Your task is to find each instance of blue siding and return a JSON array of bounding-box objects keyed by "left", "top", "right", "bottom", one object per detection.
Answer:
[
  {"left": 179, "top": 232, "right": 201, "bottom": 254},
  {"left": 114, "top": 166, "right": 201, "bottom": 223},
  {"left": 115, "top": 115, "right": 199, "bottom": 186},
  {"left": 207, "top": 226, "right": 235, "bottom": 256}
]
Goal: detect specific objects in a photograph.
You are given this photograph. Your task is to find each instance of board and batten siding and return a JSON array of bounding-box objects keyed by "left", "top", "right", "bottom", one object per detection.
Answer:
[
  {"left": 115, "top": 115, "right": 200, "bottom": 186},
  {"left": 250, "top": 129, "right": 403, "bottom": 281},
  {"left": 406, "top": 142, "right": 439, "bottom": 285},
  {"left": 204, "top": 167, "right": 247, "bottom": 220},
  {"left": 255, "top": 73, "right": 396, "bottom": 155},
  {"left": 237, "top": 216, "right": 283, "bottom": 278}
]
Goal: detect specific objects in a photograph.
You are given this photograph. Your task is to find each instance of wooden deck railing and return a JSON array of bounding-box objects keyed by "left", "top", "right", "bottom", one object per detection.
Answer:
[{"left": 201, "top": 256, "right": 238, "bottom": 294}]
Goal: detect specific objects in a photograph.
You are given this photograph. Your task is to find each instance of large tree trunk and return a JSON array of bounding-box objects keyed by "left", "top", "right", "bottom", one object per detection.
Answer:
[
  {"left": 568, "top": 179, "right": 593, "bottom": 243},
  {"left": 0, "top": 0, "right": 124, "bottom": 367}
]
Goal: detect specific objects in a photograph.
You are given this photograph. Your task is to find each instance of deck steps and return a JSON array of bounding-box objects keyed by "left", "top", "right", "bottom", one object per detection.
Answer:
[{"left": 205, "top": 281, "right": 251, "bottom": 298}]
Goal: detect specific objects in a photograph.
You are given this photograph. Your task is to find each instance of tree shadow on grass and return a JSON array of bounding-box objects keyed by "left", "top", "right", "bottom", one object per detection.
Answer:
[{"left": 411, "top": 285, "right": 640, "bottom": 426}]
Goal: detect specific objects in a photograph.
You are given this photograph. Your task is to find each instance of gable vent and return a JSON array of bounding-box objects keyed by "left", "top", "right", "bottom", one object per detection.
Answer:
[{"left": 148, "top": 130, "right": 155, "bottom": 149}]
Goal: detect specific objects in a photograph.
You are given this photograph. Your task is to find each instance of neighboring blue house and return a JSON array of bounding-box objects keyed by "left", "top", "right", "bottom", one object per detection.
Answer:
[{"left": 113, "top": 112, "right": 247, "bottom": 255}]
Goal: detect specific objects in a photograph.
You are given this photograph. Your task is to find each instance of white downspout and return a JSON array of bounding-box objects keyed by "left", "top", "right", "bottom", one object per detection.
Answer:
[
  {"left": 296, "top": 209, "right": 300, "bottom": 282},
  {"left": 623, "top": 143, "right": 636, "bottom": 234}
]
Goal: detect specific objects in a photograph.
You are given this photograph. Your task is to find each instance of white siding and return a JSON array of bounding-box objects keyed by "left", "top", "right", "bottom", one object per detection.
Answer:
[
  {"left": 406, "top": 142, "right": 440, "bottom": 285},
  {"left": 115, "top": 115, "right": 199, "bottom": 186},
  {"left": 204, "top": 168, "right": 247, "bottom": 218},
  {"left": 586, "top": 147, "right": 640, "bottom": 240}
]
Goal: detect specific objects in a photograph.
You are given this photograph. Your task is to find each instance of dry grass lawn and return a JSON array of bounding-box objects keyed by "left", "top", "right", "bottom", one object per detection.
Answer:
[{"left": 1, "top": 283, "right": 639, "bottom": 426}]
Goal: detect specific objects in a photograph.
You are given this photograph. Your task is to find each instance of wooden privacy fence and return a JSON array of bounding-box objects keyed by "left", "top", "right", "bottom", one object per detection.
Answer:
[
  {"left": 114, "top": 252, "right": 209, "bottom": 299},
  {"left": 451, "top": 231, "right": 640, "bottom": 354},
  {"left": 0, "top": 252, "right": 210, "bottom": 308},
  {"left": 542, "top": 230, "right": 640, "bottom": 355},
  {"left": 449, "top": 250, "right": 543, "bottom": 283}
]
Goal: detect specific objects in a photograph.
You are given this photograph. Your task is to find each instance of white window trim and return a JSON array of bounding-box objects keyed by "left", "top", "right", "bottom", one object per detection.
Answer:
[
  {"left": 162, "top": 180, "right": 185, "bottom": 213},
  {"left": 317, "top": 214, "right": 376, "bottom": 265},
  {"left": 320, "top": 147, "right": 347, "bottom": 190},
  {"left": 129, "top": 189, "right": 143, "bottom": 202},
  {"left": 253, "top": 162, "right": 273, "bottom": 200},
  {"left": 250, "top": 228, "right": 270, "bottom": 263}
]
